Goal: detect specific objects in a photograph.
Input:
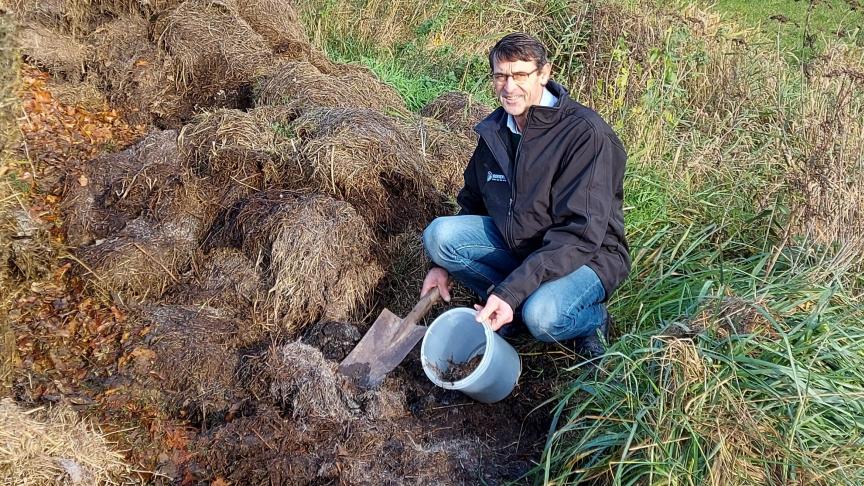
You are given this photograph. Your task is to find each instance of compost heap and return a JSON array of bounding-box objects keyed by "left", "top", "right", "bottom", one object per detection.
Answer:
[{"left": 4, "top": 1, "right": 568, "bottom": 483}]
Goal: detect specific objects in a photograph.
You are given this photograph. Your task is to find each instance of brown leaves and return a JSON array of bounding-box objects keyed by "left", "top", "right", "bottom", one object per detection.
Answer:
[{"left": 19, "top": 66, "right": 146, "bottom": 169}]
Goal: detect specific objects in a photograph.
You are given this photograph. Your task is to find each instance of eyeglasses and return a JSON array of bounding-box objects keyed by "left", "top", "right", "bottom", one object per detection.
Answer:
[{"left": 491, "top": 68, "right": 539, "bottom": 86}]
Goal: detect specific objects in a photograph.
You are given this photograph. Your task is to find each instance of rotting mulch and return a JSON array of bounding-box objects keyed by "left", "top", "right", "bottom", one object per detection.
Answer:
[{"left": 2, "top": 2, "right": 573, "bottom": 483}]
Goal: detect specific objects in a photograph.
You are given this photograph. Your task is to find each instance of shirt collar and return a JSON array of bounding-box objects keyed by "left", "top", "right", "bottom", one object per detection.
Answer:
[{"left": 506, "top": 87, "right": 559, "bottom": 135}]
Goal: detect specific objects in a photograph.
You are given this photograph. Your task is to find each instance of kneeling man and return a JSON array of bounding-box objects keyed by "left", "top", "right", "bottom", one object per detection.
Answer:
[{"left": 421, "top": 32, "right": 631, "bottom": 356}]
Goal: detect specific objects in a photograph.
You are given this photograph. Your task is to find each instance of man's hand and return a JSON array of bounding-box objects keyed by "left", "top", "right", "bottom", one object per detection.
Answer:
[
  {"left": 474, "top": 295, "right": 513, "bottom": 331},
  {"left": 420, "top": 267, "right": 451, "bottom": 302}
]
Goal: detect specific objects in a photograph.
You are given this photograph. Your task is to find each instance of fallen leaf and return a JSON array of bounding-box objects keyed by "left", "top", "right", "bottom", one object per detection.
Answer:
[{"left": 78, "top": 174, "right": 88, "bottom": 187}]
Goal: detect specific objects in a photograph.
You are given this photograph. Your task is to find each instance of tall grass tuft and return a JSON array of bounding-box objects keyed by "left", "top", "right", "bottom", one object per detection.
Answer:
[{"left": 541, "top": 226, "right": 864, "bottom": 484}]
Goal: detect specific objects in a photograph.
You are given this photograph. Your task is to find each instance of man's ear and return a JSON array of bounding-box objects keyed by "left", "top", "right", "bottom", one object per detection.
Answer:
[{"left": 540, "top": 62, "right": 552, "bottom": 85}]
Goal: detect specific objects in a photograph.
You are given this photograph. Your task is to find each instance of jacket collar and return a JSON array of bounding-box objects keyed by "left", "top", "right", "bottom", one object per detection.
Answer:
[
  {"left": 474, "top": 80, "right": 570, "bottom": 176},
  {"left": 507, "top": 87, "right": 559, "bottom": 134}
]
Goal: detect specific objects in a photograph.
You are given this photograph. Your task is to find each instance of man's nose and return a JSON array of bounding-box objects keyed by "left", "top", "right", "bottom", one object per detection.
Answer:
[{"left": 502, "top": 75, "right": 518, "bottom": 92}]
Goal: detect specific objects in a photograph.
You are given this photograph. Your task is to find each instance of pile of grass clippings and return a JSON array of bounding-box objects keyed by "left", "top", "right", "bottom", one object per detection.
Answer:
[{"left": 0, "top": 399, "right": 129, "bottom": 485}]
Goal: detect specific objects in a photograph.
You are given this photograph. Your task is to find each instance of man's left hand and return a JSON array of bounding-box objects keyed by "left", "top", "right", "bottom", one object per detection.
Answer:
[{"left": 474, "top": 295, "right": 514, "bottom": 331}]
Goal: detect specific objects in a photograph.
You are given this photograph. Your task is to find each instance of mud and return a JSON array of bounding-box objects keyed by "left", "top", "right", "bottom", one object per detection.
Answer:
[{"left": 440, "top": 354, "right": 484, "bottom": 382}]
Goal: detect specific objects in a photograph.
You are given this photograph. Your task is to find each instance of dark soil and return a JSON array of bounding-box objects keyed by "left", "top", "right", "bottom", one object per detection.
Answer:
[{"left": 440, "top": 354, "right": 484, "bottom": 382}]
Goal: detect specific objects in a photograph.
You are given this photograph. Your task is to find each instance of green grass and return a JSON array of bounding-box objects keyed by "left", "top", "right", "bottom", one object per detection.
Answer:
[
  {"left": 326, "top": 46, "right": 495, "bottom": 111},
  {"left": 709, "top": 0, "right": 864, "bottom": 62},
  {"left": 294, "top": 0, "right": 864, "bottom": 483}
]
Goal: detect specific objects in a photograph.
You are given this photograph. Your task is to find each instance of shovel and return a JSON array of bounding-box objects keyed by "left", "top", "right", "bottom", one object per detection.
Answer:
[{"left": 339, "top": 287, "right": 441, "bottom": 388}]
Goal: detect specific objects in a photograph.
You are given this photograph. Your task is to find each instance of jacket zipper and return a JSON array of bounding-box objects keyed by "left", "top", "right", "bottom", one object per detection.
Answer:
[
  {"left": 508, "top": 136, "right": 523, "bottom": 249},
  {"left": 494, "top": 128, "right": 523, "bottom": 250}
]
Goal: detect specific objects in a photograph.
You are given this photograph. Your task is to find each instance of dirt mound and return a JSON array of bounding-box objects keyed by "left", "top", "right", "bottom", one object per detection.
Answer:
[
  {"left": 290, "top": 106, "right": 445, "bottom": 229},
  {"left": 88, "top": 14, "right": 181, "bottom": 127},
  {"left": 71, "top": 168, "right": 215, "bottom": 301},
  {"left": 301, "top": 320, "right": 362, "bottom": 361},
  {"left": 183, "top": 334, "right": 558, "bottom": 485},
  {"left": 4, "top": 208, "right": 55, "bottom": 281},
  {"left": 155, "top": 0, "right": 274, "bottom": 89},
  {"left": 416, "top": 116, "right": 476, "bottom": 196},
  {"left": 268, "top": 342, "right": 361, "bottom": 421},
  {"left": 63, "top": 129, "right": 181, "bottom": 246},
  {"left": 166, "top": 247, "right": 265, "bottom": 311},
  {"left": 178, "top": 107, "right": 290, "bottom": 188},
  {"left": 8, "top": 0, "right": 336, "bottom": 127}
]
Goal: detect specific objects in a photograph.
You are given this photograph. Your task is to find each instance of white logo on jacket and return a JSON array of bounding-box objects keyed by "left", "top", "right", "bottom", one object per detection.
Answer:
[{"left": 486, "top": 170, "right": 507, "bottom": 183}]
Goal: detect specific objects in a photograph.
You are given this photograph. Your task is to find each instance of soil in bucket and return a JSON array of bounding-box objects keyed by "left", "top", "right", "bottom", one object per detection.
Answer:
[{"left": 439, "top": 354, "right": 484, "bottom": 382}]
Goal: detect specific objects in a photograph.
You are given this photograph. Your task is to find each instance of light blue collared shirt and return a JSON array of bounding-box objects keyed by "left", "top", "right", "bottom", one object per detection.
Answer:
[{"left": 506, "top": 87, "right": 559, "bottom": 135}]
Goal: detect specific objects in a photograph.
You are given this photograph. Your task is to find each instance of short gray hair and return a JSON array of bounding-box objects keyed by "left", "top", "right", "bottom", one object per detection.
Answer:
[{"left": 488, "top": 32, "right": 549, "bottom": 71}]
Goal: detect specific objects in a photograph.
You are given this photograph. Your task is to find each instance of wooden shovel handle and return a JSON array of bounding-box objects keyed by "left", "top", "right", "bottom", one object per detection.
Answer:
[{"left": 403, "top": 287, "right": 441, "bottom": 326}]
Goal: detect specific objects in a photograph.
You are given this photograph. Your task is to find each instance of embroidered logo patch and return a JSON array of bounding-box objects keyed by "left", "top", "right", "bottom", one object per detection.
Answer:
[{"left": 486, "top": 171, "right": 507, "bottom": 183}]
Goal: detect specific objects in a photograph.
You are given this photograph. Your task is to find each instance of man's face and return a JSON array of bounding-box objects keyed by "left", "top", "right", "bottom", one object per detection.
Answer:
[{"left": 492, "top": 58, "right": 551, "bottom": 117}]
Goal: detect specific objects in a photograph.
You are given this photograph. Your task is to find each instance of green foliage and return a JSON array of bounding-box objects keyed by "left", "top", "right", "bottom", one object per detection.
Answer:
[
  {"left": 541, "top": 238, "right": 864, "bottom": 484},
  {"left": 710, "top": 0, "right": 864, "bottom": 62}
]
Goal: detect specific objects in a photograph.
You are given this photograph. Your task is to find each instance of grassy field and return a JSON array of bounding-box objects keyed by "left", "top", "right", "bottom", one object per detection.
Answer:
[
  {"left": 711, "top": 0, "right": 864, "bottom": 62},
  {"left": 295, "top": 0, "right": 864, "bottom": 483}
]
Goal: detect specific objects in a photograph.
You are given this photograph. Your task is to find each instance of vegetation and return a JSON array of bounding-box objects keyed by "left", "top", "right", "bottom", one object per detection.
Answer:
[
  {"left": 711, "top": 0, "right": 864, "bottom": 62},
  {"left": 295, "top": 0, "right": 864, "bottom": 483}
]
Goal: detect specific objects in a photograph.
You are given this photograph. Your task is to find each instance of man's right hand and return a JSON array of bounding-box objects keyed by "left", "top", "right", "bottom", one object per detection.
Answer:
[{"left": 420, "top": 267, "right": 452, "bottom": 302}]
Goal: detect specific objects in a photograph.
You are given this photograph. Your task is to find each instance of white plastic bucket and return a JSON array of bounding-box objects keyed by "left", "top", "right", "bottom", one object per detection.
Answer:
[{"left": 420, "top": 307, "right": 521, "bottom": 403}]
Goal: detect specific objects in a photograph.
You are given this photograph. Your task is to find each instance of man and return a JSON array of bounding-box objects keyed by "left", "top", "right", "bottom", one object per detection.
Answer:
[{"left": 420, "top": 32, "right": 630, "bottom": 356}]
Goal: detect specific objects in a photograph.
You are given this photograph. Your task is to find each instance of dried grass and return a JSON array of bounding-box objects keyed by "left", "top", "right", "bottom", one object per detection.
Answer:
[
  {"left": 233, "top": 190, "right": 383, "bottom": 334},
  {"left": 45, "top": 76, "right": 107, "bottom": 110},
  {"left": 137, "top": 305, "right": 247, "bottom": 419},
  {"left": 178, "top": 107, "right": 291, "bottom": 187},
  {"left": 63, "top": 130, "right": 182, "bottom": 246},
  {"left": 420, "top": 91, "right": 490, "bottom": 138},
  {"left": 289, "top": 106, "right": 442, "bottom": 228},
  {"left": 73, "top": 174, "right": 213, "bottom": 301},
  {"left": 254, "top": 60, "right": 407, "bottom": 116},
  {"left": 167, "top": 247, "right": 265, "bottom": 311},
  {"left": 88, "top": 14, "right": 182, "bottom": 126},
  {"left": 154, "top": 0, "right": 274, "bottom": 91},
  {"left": 1, "top": 12, "right": 22, "bottom": 395},
  {"left": 18, "top": 24, "right": 89, "bottom": 80},
  {"left": 6, "top": 207, "right": 55, "bottom": 280},
  {"left": 0, "top": 398, "right": 129, "bottom": 485},
  {"left": 267, "top": 341, "right": 359, "bottom": 422},
  {"left": 235, "top": 0, "right": 313, "bottom": 58},
  {"left": 787, "top": 43, "right": 864, "bottom": 253},
  {"left": 74, "top": 214, "right": 200, "bottom": 300},
  {"left": 414, "top": 116, "right": 475, "bottom": 197},
  {"left": 6, "top": 0, "right": 73, "bottom": 32},
  {"left": 0, "top": 13, "right": 19, "bottom": 161}
]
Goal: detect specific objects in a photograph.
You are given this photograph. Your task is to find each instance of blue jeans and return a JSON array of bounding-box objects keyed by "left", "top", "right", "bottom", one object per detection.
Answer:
[{"left": 423, "top": 215, "right": 607, "bottom": 342}]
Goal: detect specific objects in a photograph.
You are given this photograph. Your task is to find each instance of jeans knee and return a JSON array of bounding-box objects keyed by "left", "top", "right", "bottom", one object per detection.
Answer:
[
  {"left": 423, "top": 216, "right": 458, "bottom": 266},
  {"left": 522, "top": 298, "right": 561, "bottom": 343}
]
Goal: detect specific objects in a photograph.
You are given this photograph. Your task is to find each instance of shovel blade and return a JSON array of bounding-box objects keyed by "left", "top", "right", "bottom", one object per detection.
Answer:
[{"left": 339, "top": 308, "right": 426, "bottom": 388}]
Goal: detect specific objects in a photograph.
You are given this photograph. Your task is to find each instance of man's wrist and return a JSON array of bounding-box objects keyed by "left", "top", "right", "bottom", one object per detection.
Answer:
[{"left": 491, "top": 287, "right": 520, "bottom": 311}]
